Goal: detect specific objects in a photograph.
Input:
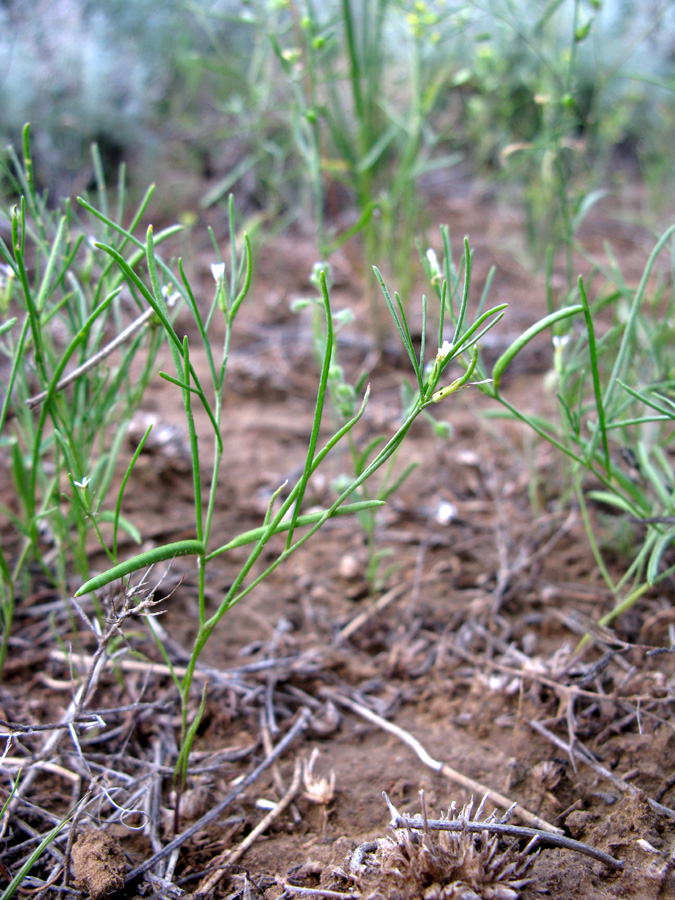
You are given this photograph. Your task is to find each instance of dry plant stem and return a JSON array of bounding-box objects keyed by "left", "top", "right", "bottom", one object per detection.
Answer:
[
  {"left": 326, "top": 691, "right": 563, "bottom": 834},
  {"left": 1, "top": 758, "right": 80, "bottom": 782},
  {"left": 13, "top": 816, "right": 67, "bottom": 865},
  {"left": 338, "top": 584, "right": 407, "bottom": 642},
  {"left": 389, "top": 811, "right": 623, "bottom": 871},
  {"left": 25, "top": 306, "right": 155, "bottom": 408},
  {"left": 494, "top": 510, "right": 578, "bottom": 612},
  {"left": 262, "top": 716, "right": 285, "bottom": 794},
  {"left": 147, "top": 738, "right": 165, "bottom": 861},
  {"left": 450, "top": 639, "right": 670, "bottom": 723},
  {"left": 262, "top": 713, "right": 301, "bottom": 824},
  {"left": 125, "top": 707, "right": 311, "bottom": 884},
  {"left": 404, "top": 521, "right": 437, "bottom": 626},
  {"left": 528, "top": 719, "right": 675, "bottom": 820},
  {"left": 4, "top": 594, "right": 161, "bottom": 822},
  {"left": 4, "top": 649, "right": 108, "bottom": 820},
  {"left": 63, "top": 787, "right": 94, "bottom": 891},
  {"left": 349, "top": 841, "right": 379, "bottom": 873},
  {"left": 284, "top": 887, "right": 358, "bottom": 900},
  {"left": 195, "top": 759, "right": 302, "bottom": 900},
  {"left": 46, "top": 647, "right": 299, "bottom": 689}
]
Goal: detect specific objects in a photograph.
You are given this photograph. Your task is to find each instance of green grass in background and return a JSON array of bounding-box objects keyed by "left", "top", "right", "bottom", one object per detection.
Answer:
[{"left": 2, "top": 2, "right": 674, "bottom": 247}]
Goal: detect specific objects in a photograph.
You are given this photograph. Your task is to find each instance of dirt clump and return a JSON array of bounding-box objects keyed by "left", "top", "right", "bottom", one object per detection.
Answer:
[{"left": 70, "top": 829, "right": 126, "bottom": 899}]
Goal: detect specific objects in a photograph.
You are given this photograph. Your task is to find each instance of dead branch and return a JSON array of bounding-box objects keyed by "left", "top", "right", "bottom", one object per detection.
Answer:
[
  {"left": 25, "top": 306, "right": 157, "bottom": 409},
  {"left": 387, "top": 806, "right": 623, "bottom": 870},
  {"left": 46, "top": 647, "right": 307, "bottom": 690},
  {"left": 4, "top": 647, "right": 108, "bottom": 821},
  {"left": 284, "top": 887, "right": 358, "bottom": 900}
]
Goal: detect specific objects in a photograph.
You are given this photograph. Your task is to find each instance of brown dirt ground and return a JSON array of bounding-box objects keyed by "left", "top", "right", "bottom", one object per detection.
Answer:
[{"left": 2, "top": 179, "right": 675, "bottom": 900}]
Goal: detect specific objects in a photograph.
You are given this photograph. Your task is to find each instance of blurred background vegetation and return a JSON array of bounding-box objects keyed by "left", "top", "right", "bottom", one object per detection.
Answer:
[{"left": 1, "top": 0, "right": 674, "bottom": 262}]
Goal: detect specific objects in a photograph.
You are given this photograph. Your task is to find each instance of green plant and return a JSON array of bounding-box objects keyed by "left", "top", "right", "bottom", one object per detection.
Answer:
[
  {"left": 198, "top": 0, "right": 460, "bottom": 335},
  {"left": 316, "top": 2, "right": 460, "bottom": 272},
  {"left": 67, "top": 208, "right": 511, "bottom": 815},
  {"left": 453, "top": 0, "right": 675, "bottom": 278},
  {"left": 184, "top": 0, "right": 302, "bottom": 224},
  {"left": 292, "top": 260, "right": 452, "bottom": 593},
  {"left": 425, "top": 221, "right": 675, "bottom": 633},
  {"left": 0, "top": 127, "right": 175, "bottom": 676},
  {"left": 460, "top": 0, "right": 604, "bottom": 281}
]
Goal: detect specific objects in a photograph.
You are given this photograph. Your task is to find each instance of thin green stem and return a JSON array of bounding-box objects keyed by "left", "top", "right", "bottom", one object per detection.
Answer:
[
  {"left": 286, "top": 268, "right": 333, "bottom": 547},
  {"left": 578, "top": 276, "right": 609, "bottom": 474}
]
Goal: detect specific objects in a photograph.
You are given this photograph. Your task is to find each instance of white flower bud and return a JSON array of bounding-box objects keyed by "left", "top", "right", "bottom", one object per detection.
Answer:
[
  {"left": 211, "top": 262, "right": 226, "bottom": 283},
  {"left": 436, "top": 340, "right": 453, "bottom": 362}
]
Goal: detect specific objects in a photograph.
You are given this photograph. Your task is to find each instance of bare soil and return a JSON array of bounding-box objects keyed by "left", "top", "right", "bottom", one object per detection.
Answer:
[{"left": 3, "top": 181, "right": 675, "bottom": 900}]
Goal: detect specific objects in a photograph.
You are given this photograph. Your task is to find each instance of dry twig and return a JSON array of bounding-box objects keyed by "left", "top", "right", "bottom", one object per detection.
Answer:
[
  {"left": 284, "top": 887, "right": 358, "bottom": 900},
  {"left": 46, "top": 647, "right": 306, "bottom": 690},
  {"left": 195, "top": 759, "right": 303, "bottom": 899},
  {"left": 387, "top": 800, "right": 623, "bottom": 870},
  {"left": 125, "top": 707, "right": 311, "bottom": 885},
  {"left": 26, "top": 306, "right": 156, "bottom": 409},
  {"left": 338, "top": 584, "right": 407, "bottom": 642}
]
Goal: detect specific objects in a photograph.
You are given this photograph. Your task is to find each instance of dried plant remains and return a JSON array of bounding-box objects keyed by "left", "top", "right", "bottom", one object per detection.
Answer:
[
  {"left": 303, "top": 748, "right": 336, "bottom": 805},
  {"left": 349, "top": 796, "right": 535, "bottom": 900}
]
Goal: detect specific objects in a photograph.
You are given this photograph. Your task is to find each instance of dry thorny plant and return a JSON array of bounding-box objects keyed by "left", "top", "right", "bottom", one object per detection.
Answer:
[
  {"left": 336, "top": 793, "right": 536, "bottom": 900},
  {"left": 284, "top": 790, "right": 626, "bottom": 900},
  {"left": 2, "top": 522, "right": 675, "bottom": 900}
]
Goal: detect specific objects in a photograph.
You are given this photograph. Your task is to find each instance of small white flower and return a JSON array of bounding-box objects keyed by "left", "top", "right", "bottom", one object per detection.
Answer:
[
  {"left": 73, "top": 476, "right": 91, "bottom": 490},
  {"left": 436, "top": 340, "right": 453, "bottom": 362},
  {"left": 426, "top": 247, "right": 440, "bottom": 271},
  {"left": 161, "top": 285, "right": 180, "bottom": 307},
  {"left": 552, "top": 333, "right": 570, "bottom": 376},
  {"left": 211, "top": 262, "right": 226, "bottom": 283}
]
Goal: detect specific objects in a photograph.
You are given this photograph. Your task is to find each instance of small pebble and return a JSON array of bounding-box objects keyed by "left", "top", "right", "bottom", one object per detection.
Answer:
[
  {"left": 339, "top": 553, "right": 361, "bottom": 580},
  {"left": 434, "top": 500, "right": 457, "bottom": 525}
]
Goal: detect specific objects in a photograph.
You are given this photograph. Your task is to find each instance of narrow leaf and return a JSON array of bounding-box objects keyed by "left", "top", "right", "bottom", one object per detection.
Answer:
[{"left": 75, "top": 540, "right": 205, "bottom": 595}]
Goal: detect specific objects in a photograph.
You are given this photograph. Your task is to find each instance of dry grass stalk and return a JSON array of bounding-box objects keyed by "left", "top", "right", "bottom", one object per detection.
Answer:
[
  {"left": 528, "top": 719, "right": 675, "bottom": 821},
  {"left": 125, "top": 707, "right": 311, "bottom": 885},
  {"left": 339, "top": 584, "right": 407, "bottom": 642}
]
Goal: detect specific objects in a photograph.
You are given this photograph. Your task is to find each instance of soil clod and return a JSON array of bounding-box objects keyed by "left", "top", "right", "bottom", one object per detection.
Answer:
[{"left": 70, "top": 830, "right": 126, "bottom": 900}]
